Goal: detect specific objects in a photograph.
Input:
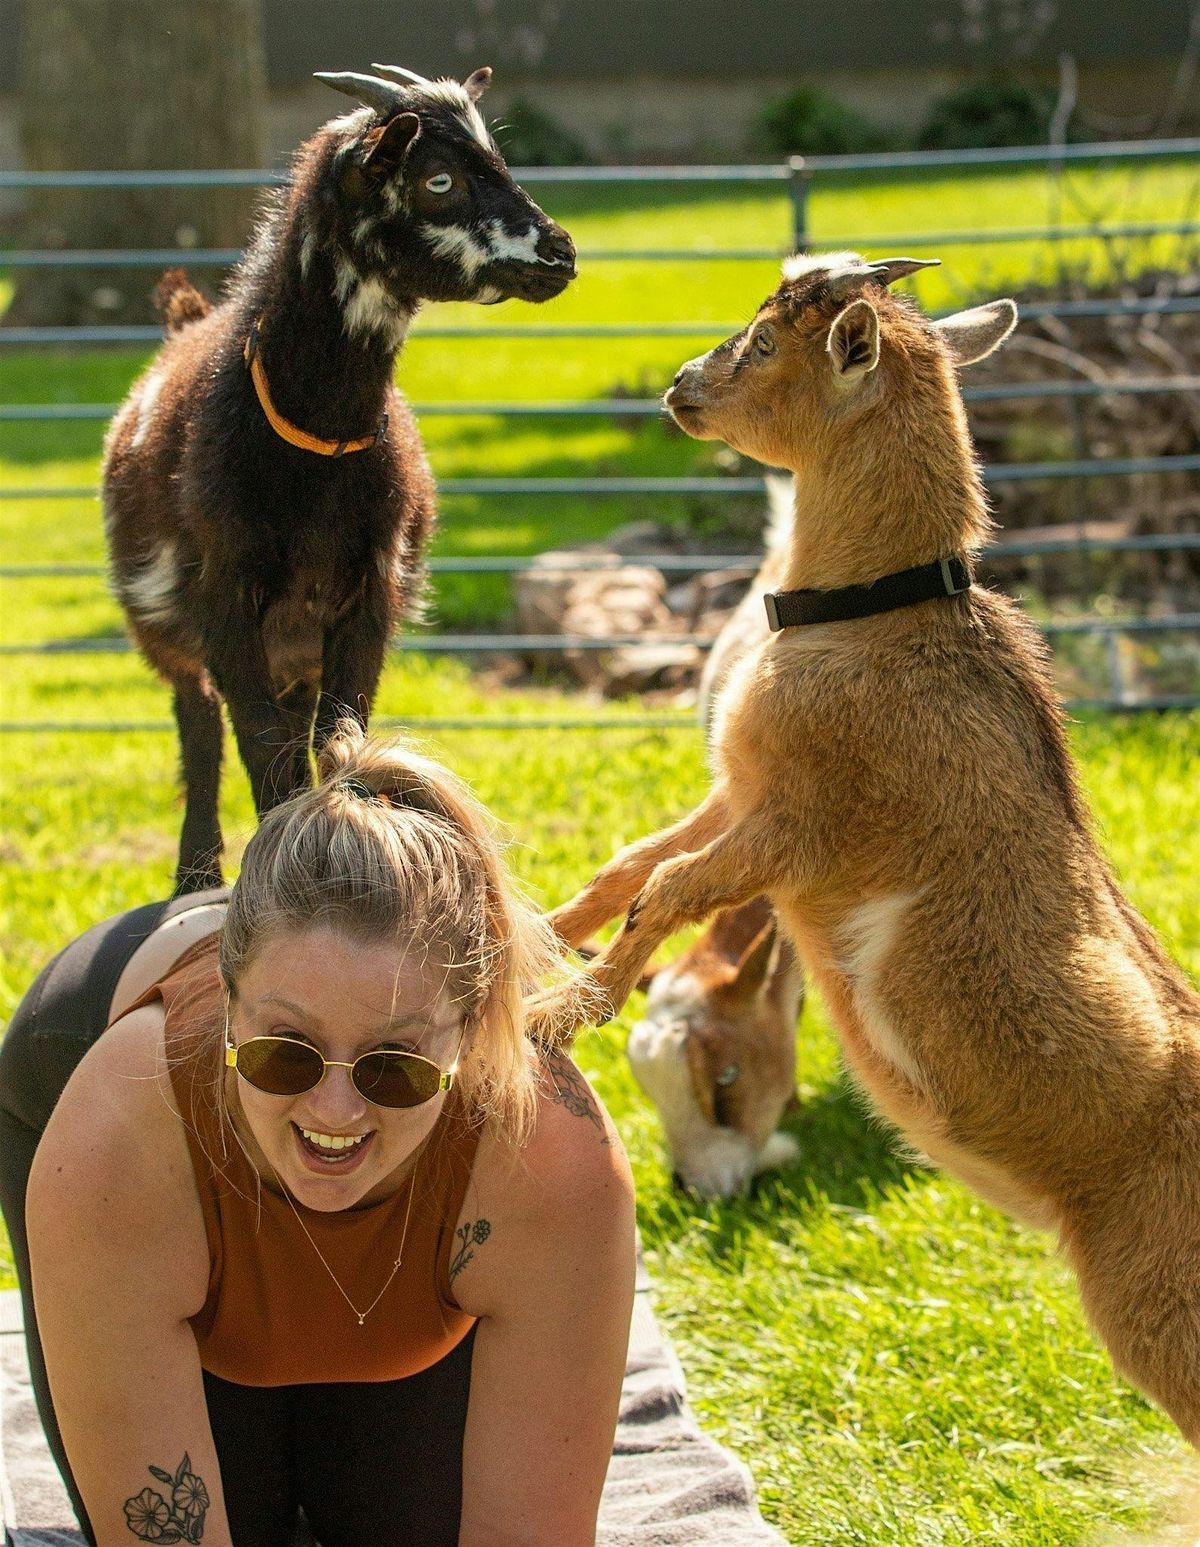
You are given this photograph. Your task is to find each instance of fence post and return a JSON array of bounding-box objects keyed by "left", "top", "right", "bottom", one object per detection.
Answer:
[
  {"left": 787, "top": 156, "right": 811, "bottom": 251},
  {"left": 1105, "top": 627, "right": 1127, "bottom": 708}
]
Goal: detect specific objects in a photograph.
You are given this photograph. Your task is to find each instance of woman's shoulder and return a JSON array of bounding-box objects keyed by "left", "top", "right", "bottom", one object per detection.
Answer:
[
  {"left": 28, "top": 1004, "right": 211, "bottom": 1312},
  {"left": 450, "top": 1046, "right": 635, "bottom": 1317}
]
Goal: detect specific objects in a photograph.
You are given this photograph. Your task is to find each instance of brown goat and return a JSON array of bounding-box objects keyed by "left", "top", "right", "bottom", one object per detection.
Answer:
[
  {"left": 528, "top": 252, "right": 1200, "bottom": 1446},
  {"left": 627, "top": 478, "right": 805, "bottom": 1197}
]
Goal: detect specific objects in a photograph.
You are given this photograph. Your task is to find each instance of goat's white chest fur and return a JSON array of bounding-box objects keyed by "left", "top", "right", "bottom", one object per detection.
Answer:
[{"left": 831, "top": 893, "right": 923, "bottom": 1088}]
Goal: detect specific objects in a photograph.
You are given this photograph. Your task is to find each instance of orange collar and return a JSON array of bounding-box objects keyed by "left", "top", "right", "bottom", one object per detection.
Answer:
[{"left": 243, "top": 318, "right": 387, "bottom": 456}]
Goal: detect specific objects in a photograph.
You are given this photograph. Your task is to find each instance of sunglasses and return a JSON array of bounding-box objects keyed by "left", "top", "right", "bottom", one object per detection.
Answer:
[{"left": 224, "top": 1021, "right": 466, "bottom": 1110}]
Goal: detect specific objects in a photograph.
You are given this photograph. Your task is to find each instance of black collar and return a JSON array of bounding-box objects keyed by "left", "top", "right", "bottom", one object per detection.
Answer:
[{"left": 764, "top": 555, "right": 972, "bottom": 631}]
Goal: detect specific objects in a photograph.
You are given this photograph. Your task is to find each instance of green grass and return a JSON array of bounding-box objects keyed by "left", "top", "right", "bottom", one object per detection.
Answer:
[{"left": 3, "top": 159, "right": 1200, "bottom": 1544}]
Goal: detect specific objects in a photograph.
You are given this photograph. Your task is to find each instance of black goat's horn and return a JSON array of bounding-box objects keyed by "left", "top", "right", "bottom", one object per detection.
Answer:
[
  {"left": 867, "top": 257, "right": 942, "bottom": 286},
  {"left": 314, "top": 71, "right": 405, "bottom": 117},
  {"left": 371, "top": 63, "right": 433, "bottom": 88}
]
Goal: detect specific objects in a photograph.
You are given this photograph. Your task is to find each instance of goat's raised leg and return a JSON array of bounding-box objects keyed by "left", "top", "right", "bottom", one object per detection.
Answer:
[
  {"left": 172, "top": 672, "right": 225, "bottom": 895},
  {"left": 528, "top": 811, "right": 779, "bottom": 1047},
  {"left": 548, "top": 785, "right": 733, "bottom": 948}
]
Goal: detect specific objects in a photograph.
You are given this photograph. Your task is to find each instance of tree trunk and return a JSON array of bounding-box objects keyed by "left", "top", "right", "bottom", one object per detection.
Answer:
[{"left": 6, "top": 0, "right": 266, "bottom": 327}]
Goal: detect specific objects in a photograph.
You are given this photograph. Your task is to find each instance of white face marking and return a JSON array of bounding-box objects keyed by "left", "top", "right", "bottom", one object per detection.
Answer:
[
  {"left": 420, "top": 221, "right": 489, "bottom": 279},
  {"left": 481, "top": 219, "right": 544, "bottom": 266},
  {"left": 121, "top": 541, "right": 179, "bottom": 626},
  {"left": 835, "top": 893, "right": 923, "bottom": 1088},
  {"left": 130, "top": 369, "right": 164, "bottom": 450}
]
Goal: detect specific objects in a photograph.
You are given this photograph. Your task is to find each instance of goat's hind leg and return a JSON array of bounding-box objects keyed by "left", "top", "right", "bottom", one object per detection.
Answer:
[
  {"left": 528, "top": 811, "right": 774, "bottom": 1046},
  {"left": 549, "top": 785, "right": 732, "bottom": 948},
  {"left": 1064, "top": 1198, "right": 1200, "bottom": 1447},
  {"left": 172, "top": 672, "right": 224, "bottom": 895}
]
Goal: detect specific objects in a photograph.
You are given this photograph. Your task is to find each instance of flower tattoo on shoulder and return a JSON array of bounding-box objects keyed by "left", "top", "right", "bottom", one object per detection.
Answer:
[
  {"left": 449, "top": 1217, "right": 492, "bottom": 1284},
  {"left": 124, "top": 1453, "right": 209, "bottom": 1542}
]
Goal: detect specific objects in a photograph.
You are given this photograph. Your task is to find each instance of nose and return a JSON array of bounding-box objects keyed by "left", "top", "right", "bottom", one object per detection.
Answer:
[
  {"left": 304, "top": 1063, "right": 367, "bottom": 1127},
  {"left": 537, "top": 225, "right": 576, "bottom": 270},
  {"left": 673, "top": 365, "right": 688, "bottom": 387}
]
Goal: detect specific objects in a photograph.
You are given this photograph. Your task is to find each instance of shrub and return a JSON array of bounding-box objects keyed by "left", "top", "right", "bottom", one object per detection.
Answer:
[
  {"left": 917, "top": 75, "right": 1057, "bottom": 150},
  {"left": 752, "top": 86, "right": 892, "bottom": 158},
  {"left": 495, "top": 98, "right": 590, "bottom": 167}
]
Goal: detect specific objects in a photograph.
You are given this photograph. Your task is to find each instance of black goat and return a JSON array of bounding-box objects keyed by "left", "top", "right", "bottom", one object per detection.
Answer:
[{"left": 102, "top": 63, "right": 576, "bottom": 892}]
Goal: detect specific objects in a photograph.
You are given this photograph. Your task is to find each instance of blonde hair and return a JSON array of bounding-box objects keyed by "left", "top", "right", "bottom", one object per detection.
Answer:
[{"left": 218, "top": 721, "right": 557, "bottom": 1142}]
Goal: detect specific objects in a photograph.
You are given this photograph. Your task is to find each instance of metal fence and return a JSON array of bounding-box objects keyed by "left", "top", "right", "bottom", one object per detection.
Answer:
[{"left": 2, "top": 137, "right": 1199, "bottom": 727}]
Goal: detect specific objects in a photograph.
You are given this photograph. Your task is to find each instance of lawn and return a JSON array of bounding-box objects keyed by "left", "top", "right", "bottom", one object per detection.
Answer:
[{"left": 2, "top": 155, "right": 1200, "bottom": 1545}]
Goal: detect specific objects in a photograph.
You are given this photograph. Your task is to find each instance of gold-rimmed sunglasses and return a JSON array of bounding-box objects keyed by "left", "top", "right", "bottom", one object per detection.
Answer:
[{"left": 224, "top": 1021, "right": 467, "bottom": 1110}]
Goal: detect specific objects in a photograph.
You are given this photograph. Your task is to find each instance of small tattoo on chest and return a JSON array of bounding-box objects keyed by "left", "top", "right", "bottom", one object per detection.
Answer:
[{"left": 124, "top": 1453, "right": 210, "bottom": 1542}]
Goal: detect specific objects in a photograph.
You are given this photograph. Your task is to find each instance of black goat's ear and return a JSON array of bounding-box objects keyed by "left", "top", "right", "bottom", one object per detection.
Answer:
[
  {"left": 464, "top": 66, "right": 492, "bottom": 101},
  {"left": 362, "top": 111, "right": 421, "bottom": 174}
]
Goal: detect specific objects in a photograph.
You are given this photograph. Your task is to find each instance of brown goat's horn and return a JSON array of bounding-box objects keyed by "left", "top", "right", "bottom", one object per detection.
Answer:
[
  {"left": 314, "top": 72, "right": 405, "bottom": 117},
  {"left": 867, "top": 257, "right": 942, "bottom": 285},
  {"left": 824, "top": 256, "right": 940, "bottom": 302}
]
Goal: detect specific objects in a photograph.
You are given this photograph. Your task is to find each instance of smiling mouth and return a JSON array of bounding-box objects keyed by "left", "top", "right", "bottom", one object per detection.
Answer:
[{"left": 292, "top": 1123, "right": 375, "bottom": 1174}]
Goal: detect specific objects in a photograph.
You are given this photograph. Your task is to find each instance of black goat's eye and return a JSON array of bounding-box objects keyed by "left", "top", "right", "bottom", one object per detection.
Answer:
[
  {"left": 753, "top": 329, "right": 776, "bottom": 356},
  {"left": 425, "top": 173, "right": 454, "bottom": 195}
]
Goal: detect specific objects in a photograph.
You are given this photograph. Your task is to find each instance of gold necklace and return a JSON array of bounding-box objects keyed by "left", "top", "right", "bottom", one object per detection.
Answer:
[{"left": 274, "top": 1152, "right": 420, "bottom": 1326}]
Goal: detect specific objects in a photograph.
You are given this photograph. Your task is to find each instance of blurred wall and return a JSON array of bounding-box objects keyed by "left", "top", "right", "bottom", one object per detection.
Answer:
[{"left": 1, "top": 0, "right": 1196, "bottom": 171}]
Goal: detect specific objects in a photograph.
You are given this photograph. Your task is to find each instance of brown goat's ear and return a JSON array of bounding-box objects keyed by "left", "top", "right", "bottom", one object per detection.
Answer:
[
  {"left": 362, "top": 111, "right": 421, "bottom": 174},
  {"left": 933, "top": 299, "right": 1018, "bottom": 367},
  {"left": 827, "top": 298, "right": 880, "bottom": 383},
  {"left": 464, "top": 66, "right": 492, "bottom": 101},
  {"left": 725, "top": 921, "right": 777, "bottom": 1003}
]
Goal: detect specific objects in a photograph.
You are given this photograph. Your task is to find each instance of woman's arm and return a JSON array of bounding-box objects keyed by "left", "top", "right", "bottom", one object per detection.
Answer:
[
  {"left": 27, "top": 1006, "right": 234, "bottom": 1546},
  {"left": 455, "top": 1049, "right": 637, "bottom": 1547}
]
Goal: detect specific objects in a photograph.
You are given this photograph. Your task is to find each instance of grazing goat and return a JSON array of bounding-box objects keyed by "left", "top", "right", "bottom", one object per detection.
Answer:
[
  {"left": 528, "top": 252, "right": 1200, "bottom": 1447},
  {"left": 103, "top": 63, "right": 576, "bottom": 892},
  {"left": 629, "top": 480, "right": 804, "bottom": 1198},
  {"left": 628, "top": 895, "right": 803, "bottom": 1196}
]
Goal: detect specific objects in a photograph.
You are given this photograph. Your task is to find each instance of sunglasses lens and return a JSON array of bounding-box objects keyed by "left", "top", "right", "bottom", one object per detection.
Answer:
[
  {"left": 353, "top": 1052, "right": 443, "bottom": 1109},
  {"left": 236, "top": 1038, "right": 324, "bottom": 1097}
]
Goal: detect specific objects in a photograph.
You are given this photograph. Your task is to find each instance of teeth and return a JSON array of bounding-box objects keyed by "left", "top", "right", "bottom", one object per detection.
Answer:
[{"left": 300, "top": 1128, "right": 367, "bottom": 1153}]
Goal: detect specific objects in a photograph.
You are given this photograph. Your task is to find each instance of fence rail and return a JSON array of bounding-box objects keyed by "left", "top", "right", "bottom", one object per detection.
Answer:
[{"left": 3, "top": 138, "right": 1198, "bottom": 716}]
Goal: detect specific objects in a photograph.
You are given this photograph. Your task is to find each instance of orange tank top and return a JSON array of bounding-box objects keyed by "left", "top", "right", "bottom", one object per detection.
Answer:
[{"left": 137, "top": 935, "right": 481, "bottom": 1387}]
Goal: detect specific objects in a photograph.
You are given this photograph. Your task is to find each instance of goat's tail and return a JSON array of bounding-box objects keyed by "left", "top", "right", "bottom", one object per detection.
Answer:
[{"left": 154, "top": 268, "right": 211, "bottom": 335}]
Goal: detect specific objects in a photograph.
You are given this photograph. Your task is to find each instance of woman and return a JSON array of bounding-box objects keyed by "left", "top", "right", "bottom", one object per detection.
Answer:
[{"left": 0, "top": 726, "right": 636, "bottom": 1547}]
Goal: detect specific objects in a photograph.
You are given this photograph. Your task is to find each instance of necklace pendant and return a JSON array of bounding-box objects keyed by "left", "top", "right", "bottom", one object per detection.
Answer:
[{"left": 358, "top": 1313, "right": 366, "bottom": 1325}]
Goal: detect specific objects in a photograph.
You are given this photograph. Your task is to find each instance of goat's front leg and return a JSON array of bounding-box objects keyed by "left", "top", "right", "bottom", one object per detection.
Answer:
[
  {"left": 313, "top": 585, "right": 391, "bottom": 751},
  {"left": 528, "top": 811, "right": 778, "bottom": 1047},
  {"left": 549, "top": 785, "right": 732, "bottom": 949},
  {"left": 207, "top": 609, "right": 304, "bottom": 817},
  {"left": 171, "top": 672, "right": 225, "bottom": 894}
]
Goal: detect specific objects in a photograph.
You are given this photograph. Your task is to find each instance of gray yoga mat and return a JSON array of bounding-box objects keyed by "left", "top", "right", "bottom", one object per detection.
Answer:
[{"left": 0, "top": 1259, "right": 786, "bottom": 1546}]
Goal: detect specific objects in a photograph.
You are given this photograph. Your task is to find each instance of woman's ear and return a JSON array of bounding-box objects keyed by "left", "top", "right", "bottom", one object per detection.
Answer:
[{"left": 827, "top": 298, "right": 880, "bottom": 383}]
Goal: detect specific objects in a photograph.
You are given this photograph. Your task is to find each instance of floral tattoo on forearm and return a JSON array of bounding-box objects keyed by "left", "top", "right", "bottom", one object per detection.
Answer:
[
  {"left": 449, "top": 1217, "right": 491, "bottom": 1283},
  {"left": 543, "top": 1048, "right": 611, "bottom": 1143},
  {"left": 124, "top": 1453, "right": 209, "bottom": 1542}
]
